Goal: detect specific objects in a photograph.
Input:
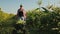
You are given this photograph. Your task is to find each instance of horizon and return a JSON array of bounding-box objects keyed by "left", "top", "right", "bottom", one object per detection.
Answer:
[{"left": 0, "top": 0, "right": 60, "bottom": 14}]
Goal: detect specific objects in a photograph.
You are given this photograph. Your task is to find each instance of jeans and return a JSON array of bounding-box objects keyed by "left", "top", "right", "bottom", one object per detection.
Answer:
[{"left": 18, "top": 16, "right": 26, "bottom": 21}]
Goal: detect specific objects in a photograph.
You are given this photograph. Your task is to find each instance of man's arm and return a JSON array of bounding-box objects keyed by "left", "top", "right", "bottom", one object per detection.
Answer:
[{"left": 23, "top": 10, "right": 26, "bottom": 18}]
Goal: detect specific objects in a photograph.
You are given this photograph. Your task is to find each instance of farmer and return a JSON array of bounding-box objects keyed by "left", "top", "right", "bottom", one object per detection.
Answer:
[
  {"left": 17, "top": 5, "right": 26, "bottom": 21},
  {"left": 13, "top": 5, "right": 26, "bottom": 34}
]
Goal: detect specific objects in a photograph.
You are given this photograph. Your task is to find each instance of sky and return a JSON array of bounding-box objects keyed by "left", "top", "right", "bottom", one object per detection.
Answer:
[{"left": 0, "top": 0, "right": 60, "bottom": 14}]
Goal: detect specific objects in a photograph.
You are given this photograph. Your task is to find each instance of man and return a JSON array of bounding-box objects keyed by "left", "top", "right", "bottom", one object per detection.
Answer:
[
  {"left": 17, "top": 5, "right": 26, "bottom": 21},
  {"left": 13, "top": 5, "right": 26, "bottom": 34}
]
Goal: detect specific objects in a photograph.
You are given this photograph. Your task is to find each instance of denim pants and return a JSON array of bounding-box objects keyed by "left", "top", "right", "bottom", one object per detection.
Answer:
[
  {"left": 18, "top": 16, "right": 25, "bottom": 21},
  {"left": 18, "top": 16, "right": 26, "bottom": 21}
]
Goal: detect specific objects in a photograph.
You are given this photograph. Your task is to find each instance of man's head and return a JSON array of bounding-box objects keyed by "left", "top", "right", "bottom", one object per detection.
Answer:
[{"left": 20, "top": 5, "right": 23, "bottom": 7}]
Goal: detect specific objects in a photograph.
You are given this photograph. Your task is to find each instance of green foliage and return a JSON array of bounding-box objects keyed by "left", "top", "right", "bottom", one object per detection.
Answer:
[
  {"left": 0, "top": 10, "right": 16, "bottom": 34},
  {"left": 26, "top": 7, "right": 60, "bottom": 34}
]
